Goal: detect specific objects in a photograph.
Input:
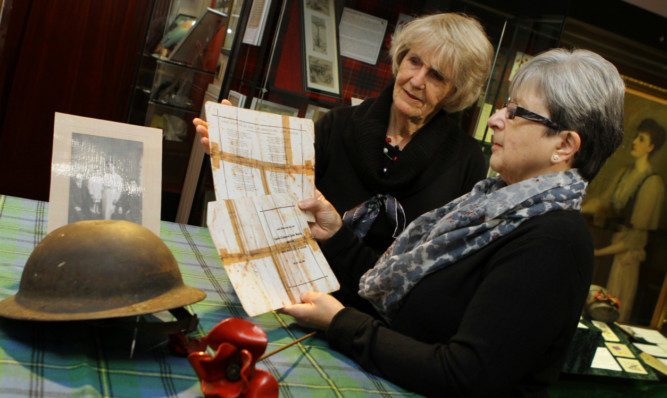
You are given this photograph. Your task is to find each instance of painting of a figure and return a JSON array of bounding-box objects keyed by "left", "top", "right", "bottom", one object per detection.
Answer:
[{"left": 581, "top": 87, "right": 667, "bottom": 324}]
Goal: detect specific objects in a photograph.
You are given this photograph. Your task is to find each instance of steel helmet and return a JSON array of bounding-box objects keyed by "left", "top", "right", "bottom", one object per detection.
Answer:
[{"left": 0, "top": 219, "right": 206, "bottom": 321}]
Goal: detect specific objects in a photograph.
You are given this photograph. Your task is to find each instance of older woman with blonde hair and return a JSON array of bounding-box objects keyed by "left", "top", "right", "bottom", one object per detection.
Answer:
[
  {"left": 316, "top": 13, "right": 494, "bottom": 255},
  {"left": 282, "top": 48, "right": 625, "bottom": 396},
  {"left": 195, "top": 13, "right": 494, "bottom": 256}
]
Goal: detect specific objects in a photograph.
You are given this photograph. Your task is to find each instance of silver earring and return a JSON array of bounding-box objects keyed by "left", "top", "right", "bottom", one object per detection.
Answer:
[{"left": 552, "top": 154, "right": 560, "bottom": 162}]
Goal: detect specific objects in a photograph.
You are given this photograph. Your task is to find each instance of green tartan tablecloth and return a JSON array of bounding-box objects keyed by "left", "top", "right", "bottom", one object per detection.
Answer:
[{"left": 0, "top": 195, "right": 416, "bottom": 397}]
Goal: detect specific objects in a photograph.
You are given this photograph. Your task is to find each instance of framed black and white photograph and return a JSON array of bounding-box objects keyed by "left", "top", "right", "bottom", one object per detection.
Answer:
[
  {"left": 48, "top": 113, "right": 162, "bottom": 236},
  {"left": 300, "top": 0, "right": 341, "bottom": 96}
]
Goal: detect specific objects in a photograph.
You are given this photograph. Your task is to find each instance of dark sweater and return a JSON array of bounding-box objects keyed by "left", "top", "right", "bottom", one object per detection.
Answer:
[
  {"left": 322, "top": 210, "right": 593, "bottom": 397},
  {"left": 314, "top": 82, "right": 486, "bottom": 253}
]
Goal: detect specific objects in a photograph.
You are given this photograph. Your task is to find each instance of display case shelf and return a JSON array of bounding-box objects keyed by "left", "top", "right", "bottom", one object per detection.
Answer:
[{"left": 126, "top": 0, "right": 239, "bottom": 221}]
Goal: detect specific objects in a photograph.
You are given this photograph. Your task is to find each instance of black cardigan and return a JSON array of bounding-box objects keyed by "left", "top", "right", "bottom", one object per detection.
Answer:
[{"left": 322, "top": 210, "right": 593, "bottom": 397}]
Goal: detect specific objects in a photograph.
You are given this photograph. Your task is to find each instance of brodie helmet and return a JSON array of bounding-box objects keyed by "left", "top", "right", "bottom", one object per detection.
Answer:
[{"left": 0, "top": 220, "right": 206, "bottom": 321}]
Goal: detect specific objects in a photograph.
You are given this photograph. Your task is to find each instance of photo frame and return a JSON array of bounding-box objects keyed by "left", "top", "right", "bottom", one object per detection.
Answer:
[
  {"left": 228, "top": 90, "right": 247, "bottom": 108},
  {"left": 48, "top": 113, "right": 163, "bottom": 236},
  {"left": 584, "top": 83, "right": 667, "bottom": 230},
  {"left": 299, "top": 0, "right": 341, "bottom": 96},
  {"left": 153, "top": 13, "right": 197, "bottom": 58},
  {"left": 304, "top": 104, "right": 329, "bottom": 122},
  {"left": 169, "top": 8, "right": 228, "bottom": 71},
  {"left": 250, "top": 97, "right": 299, "bottom": 117},
  {"left": 582, "top": 78, "right": 667, "bottom": 328},
  {"left": 242, "top": 0, "right": 272, "bottom": 46}
]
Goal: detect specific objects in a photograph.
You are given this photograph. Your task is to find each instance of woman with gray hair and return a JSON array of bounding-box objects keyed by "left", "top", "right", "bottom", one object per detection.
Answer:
[{"left": 281, "top": 48, "right": 625, "bottom": 396}]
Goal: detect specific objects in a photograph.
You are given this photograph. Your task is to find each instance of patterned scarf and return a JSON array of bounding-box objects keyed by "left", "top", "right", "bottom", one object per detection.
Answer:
[
  {"left": 358, "top": 170, "right": 588, "bottom": 319},
  {"left": 342, "top": 194, "right": 406, "bottom": 240}
]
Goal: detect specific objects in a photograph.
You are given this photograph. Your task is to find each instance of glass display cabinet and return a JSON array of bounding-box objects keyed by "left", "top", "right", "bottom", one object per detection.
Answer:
[{"left": 126, "top": 0, "right": 242, "bottom": 222}]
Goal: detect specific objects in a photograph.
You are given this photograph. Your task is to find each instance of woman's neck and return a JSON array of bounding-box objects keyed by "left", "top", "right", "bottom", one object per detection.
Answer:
[
  {"left": 386, "top": 105, "right": 432, "bottom": 150},
  {"left": 633, "top": 155, "right": 651, "bottom": 173}
]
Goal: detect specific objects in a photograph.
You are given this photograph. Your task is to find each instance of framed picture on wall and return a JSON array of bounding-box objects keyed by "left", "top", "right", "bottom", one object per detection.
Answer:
[
  {"left": 48, "top": 113, "right": 163, "bottom": 236},
  {"left": 250, "top": 98, "right": 299, "bottom": 116},
  {"left": 299, "top": 0, "right": 341, "bottom": 96},
  {"left": 229, "top": 90, "right": 247, "bottom": 108},
  {"left": 581, "top": 77, "right": 667, "bottom": 328},
  {"left": 305, "top": 104, "right": 330, "bottom": 122}
]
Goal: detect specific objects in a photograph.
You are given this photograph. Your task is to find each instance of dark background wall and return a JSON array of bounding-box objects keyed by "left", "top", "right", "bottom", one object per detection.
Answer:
[
  {"left": 0, "top": 0, "right": 153, "bottom": 202},
  {"left": 0, "top": 0, "right": 664, "bottom": 204}
]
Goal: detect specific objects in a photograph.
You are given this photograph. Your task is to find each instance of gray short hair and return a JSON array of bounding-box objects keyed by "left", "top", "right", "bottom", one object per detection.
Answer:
[
  {"left": 510, "top": 48, "right": 625, "bottom": 181},
  {"left": 390, "top": 13, "right": 493, "bottom": 112}
]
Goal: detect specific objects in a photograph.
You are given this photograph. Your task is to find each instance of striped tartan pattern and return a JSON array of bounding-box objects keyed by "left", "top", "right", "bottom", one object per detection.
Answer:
[
  {"left": 233, "top": 0, "right": 409, "bottom": 108},
  {"left": 0, "top": 195, "right": 418, "bottom": 397}
]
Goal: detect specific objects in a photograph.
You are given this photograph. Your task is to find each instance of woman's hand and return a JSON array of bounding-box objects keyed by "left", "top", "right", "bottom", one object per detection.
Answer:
[
  {"left": 279, "top": 291, "right": 344, "bottom": 331},
  {"left": 298, "top": 191, "right": 343, "bottom": 241},
  {"left": 193, "top": 99, "right": 233, "bottom": 154}
]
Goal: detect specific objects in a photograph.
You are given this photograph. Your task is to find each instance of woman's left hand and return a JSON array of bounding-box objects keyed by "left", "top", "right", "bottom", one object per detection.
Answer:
[
  {"left": 193, "top": 99, "right": 233, "bottom": 154},
  {"left": 298, "top": 191, "right": 343, "bottom": 242},
  {"left": 279, "top": 291, "right": 344, "bottom": 331}
]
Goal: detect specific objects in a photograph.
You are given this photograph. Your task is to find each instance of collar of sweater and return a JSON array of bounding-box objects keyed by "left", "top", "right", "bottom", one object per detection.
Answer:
[{"left": 343, "top": 81, "right": 463, "bottom": 194}]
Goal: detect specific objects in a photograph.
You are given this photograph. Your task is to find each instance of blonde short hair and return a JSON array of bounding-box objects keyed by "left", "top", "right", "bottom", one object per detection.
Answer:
[{"left": 390, "top": 13, "right": 493, "bottom": 112}]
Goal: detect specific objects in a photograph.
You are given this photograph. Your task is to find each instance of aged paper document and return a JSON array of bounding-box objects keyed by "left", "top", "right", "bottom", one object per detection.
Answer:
[
  {"left": 207, "top": 194, "right": 339, "bottom": 316},
  {"left": 205, "top": 102, "right": 337, "bottom": 316},
  {"left": 205, "top": 101, "right": 315, "bottom": 201}
]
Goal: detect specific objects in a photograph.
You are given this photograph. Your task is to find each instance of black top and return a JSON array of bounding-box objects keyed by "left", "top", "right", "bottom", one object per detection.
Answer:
[
  {"left": 322, "top": 210, "right": 593, "bottom": 397},
  {"left": 314, "top": 82, "right": 487, "bottom": 253}
]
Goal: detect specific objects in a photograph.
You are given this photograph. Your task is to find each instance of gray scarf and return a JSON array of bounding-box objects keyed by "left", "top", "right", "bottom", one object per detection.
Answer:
[{"left": 358, "top": 170, "right": 588, "bottom": 319}]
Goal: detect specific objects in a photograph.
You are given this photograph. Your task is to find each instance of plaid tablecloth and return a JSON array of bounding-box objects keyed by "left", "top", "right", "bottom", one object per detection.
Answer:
[{"left": 0, "top": 195, "right": 416, "bottom": 397}]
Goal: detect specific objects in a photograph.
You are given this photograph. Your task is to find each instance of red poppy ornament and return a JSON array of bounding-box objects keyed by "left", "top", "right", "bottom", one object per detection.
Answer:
[{"left": 171, "top": 318, "right": 279, "bottom": 398}]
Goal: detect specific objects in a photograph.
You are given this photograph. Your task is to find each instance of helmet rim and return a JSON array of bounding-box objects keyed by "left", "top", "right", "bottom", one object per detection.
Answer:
[
  {"left": 0, "top": 283, "right": 206, "bottom": 321},
  {"left": 0, "top": 219, "right": 207, "bottom": 321}
]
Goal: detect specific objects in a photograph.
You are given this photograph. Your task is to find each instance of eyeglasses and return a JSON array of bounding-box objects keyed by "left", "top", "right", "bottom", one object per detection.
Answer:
[{"left": 503, "top": 100, "right": 561, "bottom": 131}]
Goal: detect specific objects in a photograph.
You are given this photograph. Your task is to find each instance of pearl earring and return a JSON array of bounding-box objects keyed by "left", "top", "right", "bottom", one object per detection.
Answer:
[{"left": 552, "top": 154, "right": 560, "bottom": 162}]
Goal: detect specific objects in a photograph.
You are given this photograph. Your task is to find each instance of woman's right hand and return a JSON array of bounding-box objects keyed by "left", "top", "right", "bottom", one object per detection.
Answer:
[
  {"left": 279, "top": 291, "right": 344, "bottom": 331},
  {"left": 193, "top": 99, "right": 233, "bottom": 154},
  {"left": 298, "top": 191, "right": 342, "bottom": 242}
]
